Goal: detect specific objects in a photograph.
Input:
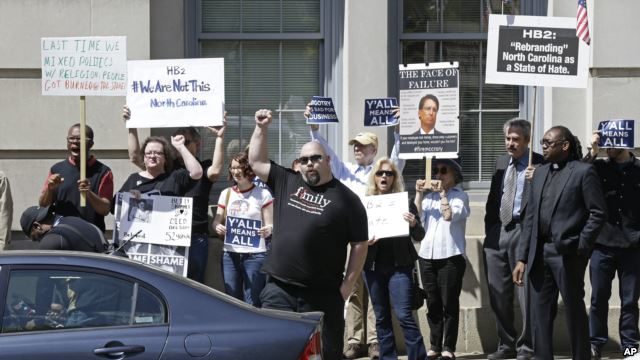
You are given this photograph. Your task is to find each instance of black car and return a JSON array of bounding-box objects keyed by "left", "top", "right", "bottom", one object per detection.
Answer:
[{"left": 0, "top": 251, "right": 323, "bottom": 359}]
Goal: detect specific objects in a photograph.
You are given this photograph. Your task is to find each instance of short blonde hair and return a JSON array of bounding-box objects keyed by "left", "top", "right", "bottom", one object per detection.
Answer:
[{"left": 365, "top": 157, "right": 405, "bottom": 196}]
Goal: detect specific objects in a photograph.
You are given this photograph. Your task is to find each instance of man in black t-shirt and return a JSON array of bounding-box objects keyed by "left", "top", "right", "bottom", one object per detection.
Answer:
[
  {"left": 20, "top": 206, "right": 106, "bottom": 252},
  {"left": 248, "top": 109, "right": 368, "bottom": 360}
]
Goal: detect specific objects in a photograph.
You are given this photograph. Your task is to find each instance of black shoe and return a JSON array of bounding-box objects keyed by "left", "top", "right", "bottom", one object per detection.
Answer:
[
  {"left": 488, "top": 349, "right": 517, "bottom": 360},
  {"left": 591, "top": 345, "right": 602, "bottom": 360},
  {"left": 441, "top": 352, "right": 456, "bottom": 360},
  {"left": 516, "top": 352, "right": 532, "bottom": 360},
  {"left": 427, "top": 350, "right": 441, "bottom": 360}
]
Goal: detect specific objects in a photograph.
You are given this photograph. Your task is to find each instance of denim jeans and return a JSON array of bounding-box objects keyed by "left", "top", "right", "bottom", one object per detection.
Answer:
[
  {"left": 589, "top": 245, "right": 640, "bottom": 350},
  {"left": 365, "top": 265, "right": 427, "bottom": 360},
  {"left": 187, "top": 233, "right": 209, "bottom": 283},
  {"left": 222, "top": 251, "right": 267, "bottom": 307}
]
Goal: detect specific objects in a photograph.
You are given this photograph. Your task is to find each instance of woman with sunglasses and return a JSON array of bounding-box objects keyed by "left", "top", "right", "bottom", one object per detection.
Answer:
[
  {"left": 363, "top": 157, "right": 427, "bottom": 360},
  {"left": 213, "top": 152, "right": 273, "bottom": 307},
  {"left": 414, "top": 159, "right": 470, "bottom": 360}
]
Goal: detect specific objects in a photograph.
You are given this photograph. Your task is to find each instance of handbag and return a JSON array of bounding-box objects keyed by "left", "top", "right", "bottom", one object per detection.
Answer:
[{"left": 410, "top": 265, "right": 426, "bottom": 310}]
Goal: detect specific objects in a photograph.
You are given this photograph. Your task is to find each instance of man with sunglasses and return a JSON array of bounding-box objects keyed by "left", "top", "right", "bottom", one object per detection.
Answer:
[
  {"left": 39, "top": 123, "right": 113, "bottom": 233},
  {"left": 583, "top": 130, "right": 640, "bottom": 359},
  {"left": 249, "top": 109, "right": 369, "bottom": 360},
  {"left": 484, "top": 118, "right": 542, "bottom": 360},
  {"left": 305, "top": 105, "right": 404, "bottom": 359},
  {"left": 122, "top": 106, "right": 226, "bottom": 284},
  {"left": 513, "top": 126, "right": 606, "bottom": 360}
]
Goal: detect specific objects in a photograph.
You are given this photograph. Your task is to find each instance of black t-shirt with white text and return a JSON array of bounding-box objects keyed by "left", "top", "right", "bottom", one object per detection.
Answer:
[{"left": 263, "top": 161, "right": 368, "bottom": 289}]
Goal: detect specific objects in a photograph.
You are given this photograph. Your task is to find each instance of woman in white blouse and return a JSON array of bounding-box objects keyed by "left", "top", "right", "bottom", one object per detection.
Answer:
[{"left": 414, "top": 159, "right": 470, "bottom": 360}]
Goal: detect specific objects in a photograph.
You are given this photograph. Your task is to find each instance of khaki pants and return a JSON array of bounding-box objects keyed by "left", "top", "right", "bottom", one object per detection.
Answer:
[{"left": 345, "top": 274, "right": 377, "bottom": 344}]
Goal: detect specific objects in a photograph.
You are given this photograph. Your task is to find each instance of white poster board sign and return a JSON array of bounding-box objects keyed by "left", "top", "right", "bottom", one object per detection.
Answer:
[
  {"left": 123, "top": 242, "right": 189, "bottom": 277},
  {"left": 126, "top": 58, "right": 225, "bottom": 128},
  {"left": 398, "top": 62, "right": 460, "bottom": 160},
  {"left": 41, "top": 36, "right": 127, "bottom": 96},
  {"left": 485, "top": 15, "right": 589, "bottom": 88},
  {"left": 117, "top": 193, "right": 192, "bottom": 247},
  {"left": 363, "top": 192, "right": 409, "bottom": 239}
]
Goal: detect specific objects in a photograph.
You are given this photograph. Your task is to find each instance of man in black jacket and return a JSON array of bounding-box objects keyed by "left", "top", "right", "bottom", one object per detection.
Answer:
[
  {"left": 513, "top": 126, "right": 606, "bottom": 360},
  {"left": 20, "top": 206, "right": 106, "bottom": 252},
  {"left": 484, "top": 118, "right": 542, "bottom": 360},
  {"left": 584, "top": 131, "right": 640, "bottom": 359}
]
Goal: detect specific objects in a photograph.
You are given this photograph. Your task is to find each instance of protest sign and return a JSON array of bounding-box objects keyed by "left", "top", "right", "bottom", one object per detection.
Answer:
[
  {"left": 363, "top": 192, "right": 409, "bottom": 239},
  {"left": 485, "top": 14, "right": 589, "bottom": 88},
  {"left": 126, "top": 58, "right": 225, "bottom": 128},
  {"left": 123, "top": 242, "right": 189, "bottom": 277},
  {"left": 225, "top": 216, "right": 262, "bottom": 249},
  {"left": 364, "top": 98, "right": 399, "bottom": 127},
  {"left": 306, "top": 96, "right": 339, "bottom": 124},
  {"left": 41, "top": 36, "right": 127, "bottom": 96},
  {"left": 117, "top": 193, "right": 193, "bottom": 247},
  {"left": 598, "top": 120, "right": 636, "bottom": 149},
  {"left": 398, "top": 62, "right": 460, "bottom": 159}
]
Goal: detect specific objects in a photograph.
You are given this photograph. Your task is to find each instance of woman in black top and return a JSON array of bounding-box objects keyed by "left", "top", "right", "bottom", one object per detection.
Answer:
[
  {"left": 117, "top": 135, "right": 202, "bottom": 197},
  {"left": 363, "top": 157, "right": 427, "bottom": 360}
]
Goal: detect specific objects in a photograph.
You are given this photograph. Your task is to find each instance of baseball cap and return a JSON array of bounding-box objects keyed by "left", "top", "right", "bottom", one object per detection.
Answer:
[
  {"left": 20, "top": 206, "right": 52, "bottom": 236},
  {"left": 348, "top": 132, "right": 378, "bottom": 149}
]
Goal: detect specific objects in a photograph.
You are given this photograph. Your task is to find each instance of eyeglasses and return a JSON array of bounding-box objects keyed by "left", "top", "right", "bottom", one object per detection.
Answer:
[
  {"left": 432, "top": 166, "right": 448, "bottom": 175},
  {"left": 375, "top": 170, "right": 395, "bottom": 177},
  {"left": 66, "top": 137, "right": 92, "bottom": 143},
  {"left": 297, "top": 154, "right": 323, "bottom": 164},
  {"left": 144, "top": 151, "right": 165, "bottom": 157},
  {"left": 540, "top": 139, "right": 566, "bottom": 148}
]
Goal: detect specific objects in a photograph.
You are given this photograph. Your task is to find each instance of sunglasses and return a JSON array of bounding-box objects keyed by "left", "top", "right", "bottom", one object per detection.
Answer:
[
  {"left": 375, "top": 170, "right": 395, "bottom": 177},
  {"left": 184, "top": 139, "right": 193, "bottom": 146},
  {"left": 539, "top": 139, "right": 566, "bottom": 148},
  {"left": 432, "top": 166, "right": 448, "bottom": 175},
  {"left": 298, "top": 154, "right": 323, "bottom": 164}
]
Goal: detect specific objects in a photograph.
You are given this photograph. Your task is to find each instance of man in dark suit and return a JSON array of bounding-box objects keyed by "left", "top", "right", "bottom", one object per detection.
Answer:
[
  {"left": 513, "top": 126, "right": 606, "bottom": 360},
  {"left": 412, "top": 94, "right": 444, "bottom": 135},
  {"left": 484, "top": 119, "right": 543, "bottom": 360}
]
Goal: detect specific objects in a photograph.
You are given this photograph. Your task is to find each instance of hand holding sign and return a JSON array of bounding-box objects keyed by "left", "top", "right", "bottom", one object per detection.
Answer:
[{"left": 304, "top": 102, "right": 320, "bottom": 131}]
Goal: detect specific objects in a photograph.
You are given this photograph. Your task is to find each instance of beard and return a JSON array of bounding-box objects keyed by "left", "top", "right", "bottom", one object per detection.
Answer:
[{"left": 303, "top": 170, "right": 320, "bottom": 186}]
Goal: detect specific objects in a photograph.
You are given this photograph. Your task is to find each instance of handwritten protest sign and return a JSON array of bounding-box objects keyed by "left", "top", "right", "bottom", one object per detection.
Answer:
[
  {"left": 41, "top": 36, "right": 127, "bottom": 96},
  {"left": 306, "top": 96, "right": 339, "bottom": 124},
  {"left": 363, "top": 192, "right": 409, "bottom": 239},
  {"left": 598, "top": 120, "right": 636, "bottom": 149},
  {"left": 398, "top": 62, "right": 460, "bottom": 159},
  {"left": 117, "top": 193, "right": 193, "bottom": 247},
  {"left": 364, "top": 98, "right": 398, "bottom": 127},
  {"left": 485, "top": 15, "right": 588, "bottom": 88},
  {"left": 126, "top": 58, "right": 225, "bottom": 128},
  {"left": 225, "top": 216, "right": 262, "bottom": 249},
  {"left": 124, "top": 242, "right": 189, "bottom": 277}
]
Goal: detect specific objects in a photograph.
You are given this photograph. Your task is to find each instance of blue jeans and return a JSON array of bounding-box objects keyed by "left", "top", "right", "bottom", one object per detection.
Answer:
[
  {"left": 222, "top": 251, "right": 266, "bottom": 307},
  {"left": 365, "top": 265, "right": 427, "bottom": 360},
  {"left": 187, "top": 233, "right": 209, "bottom": 283},
  {"left": 589, "top": 245, "right": 640, "bottom": 351}
]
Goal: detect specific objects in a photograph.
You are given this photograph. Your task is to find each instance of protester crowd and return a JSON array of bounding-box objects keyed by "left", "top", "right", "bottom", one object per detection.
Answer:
[{"left": 1, "top": 100, "right": 639, "bottom": 360}]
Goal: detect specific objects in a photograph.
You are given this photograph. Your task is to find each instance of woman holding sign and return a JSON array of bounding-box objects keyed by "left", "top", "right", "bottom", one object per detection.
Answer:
[
  {"left": 213, "top": 152, "right": 273, "bottom": 307},
  {"left": 363, "top": 157, "right": 428, "bottom": 360},
  {"left": 414, "top": 159, "right": 469, "bottom": 360}
]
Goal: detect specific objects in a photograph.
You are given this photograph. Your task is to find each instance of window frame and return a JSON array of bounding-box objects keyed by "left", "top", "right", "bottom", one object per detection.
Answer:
[{"left": 388, "top": 0, "right": 546, "bottom": 187}]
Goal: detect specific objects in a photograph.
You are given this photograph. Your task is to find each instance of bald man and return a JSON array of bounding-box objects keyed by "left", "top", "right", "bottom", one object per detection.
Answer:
[{"left": 248, "top": 109, "right": 369, "bottom": 360}]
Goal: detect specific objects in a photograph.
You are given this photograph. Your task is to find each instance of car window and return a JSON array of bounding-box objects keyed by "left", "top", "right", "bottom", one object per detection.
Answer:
[{"left": 2, "top": 269, "right": 166, "bottom": 333}]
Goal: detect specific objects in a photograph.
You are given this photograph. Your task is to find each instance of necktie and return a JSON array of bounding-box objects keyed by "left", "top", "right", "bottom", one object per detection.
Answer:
[{"left": 500, "top": 162, "right": 517, "bottom": 224}]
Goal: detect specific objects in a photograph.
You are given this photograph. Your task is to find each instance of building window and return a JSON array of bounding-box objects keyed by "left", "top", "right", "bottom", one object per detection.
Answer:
[
  {"left": 190, "top": 0, "right": 325, "bottom": 196},
  {"left": 394, "top": 0, "right": 525, "bottom": 184}
]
